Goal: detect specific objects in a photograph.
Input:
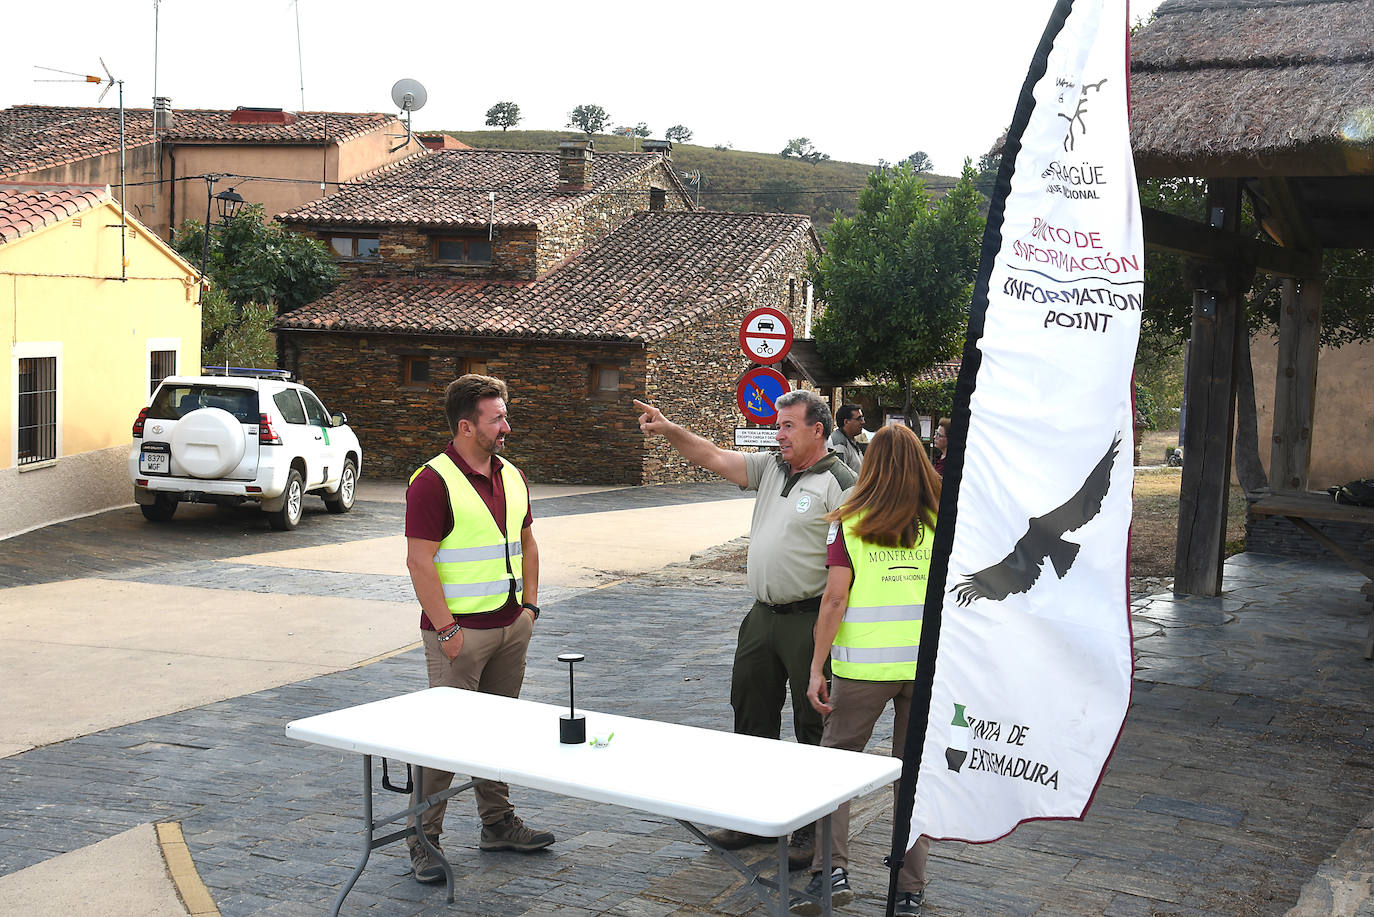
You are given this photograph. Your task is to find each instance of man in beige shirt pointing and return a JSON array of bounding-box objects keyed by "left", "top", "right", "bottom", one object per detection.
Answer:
[{"left": 635, "top": 390, "right": 856, "bottom": 867}]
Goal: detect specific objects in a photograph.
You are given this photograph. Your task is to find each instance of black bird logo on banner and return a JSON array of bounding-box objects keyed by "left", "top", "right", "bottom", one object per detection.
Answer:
[{"left": 953, "top": 435, "right": 1120, "bottom": 606}]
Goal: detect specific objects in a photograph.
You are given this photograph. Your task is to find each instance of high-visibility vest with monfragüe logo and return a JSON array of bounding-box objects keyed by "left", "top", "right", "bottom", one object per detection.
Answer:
[
  {"left": 410, "top": 453, "right": 527, "bottom": 616},
  {"left": 831, "top": 512, "right": 933, "bottom": 681}
]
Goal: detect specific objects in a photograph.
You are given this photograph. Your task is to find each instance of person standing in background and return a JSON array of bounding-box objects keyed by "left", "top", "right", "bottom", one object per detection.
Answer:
[
  {"left": 828, "top": 404, "right": 865, "bottom": 473},
  {"left": 931, "top": 417, "right": 951, "bottom": 477}
]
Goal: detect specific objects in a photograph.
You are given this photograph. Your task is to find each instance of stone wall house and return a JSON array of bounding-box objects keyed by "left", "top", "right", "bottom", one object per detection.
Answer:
[
  {"left": 277, "top": 141, "right": 694, "bottom": 283},
  {"left": 275, "top": 144, "right": 821, "bottom": 483}
]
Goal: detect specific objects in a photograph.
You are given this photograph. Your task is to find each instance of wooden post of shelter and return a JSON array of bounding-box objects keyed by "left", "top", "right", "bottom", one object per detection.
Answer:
[
  {"left": 1173, "top": 180, "right": 1246, "bottom": 596},
  {"left": 1130, "top": 0, "right": 1374, "bottom": 651},
  {"left": 1269, "top": 276, "right": 1323, "bottom": 493}
]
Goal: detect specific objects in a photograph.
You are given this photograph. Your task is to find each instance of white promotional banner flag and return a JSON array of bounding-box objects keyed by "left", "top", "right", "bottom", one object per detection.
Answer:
[{"left": 901, "top": 0, "right": 1140, "bottom": 847}]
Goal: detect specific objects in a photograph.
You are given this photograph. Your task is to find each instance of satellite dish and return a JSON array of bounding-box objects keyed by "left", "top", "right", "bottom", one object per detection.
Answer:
[{"left": 390, "top": 79, "right": 427, "bottom": 113}]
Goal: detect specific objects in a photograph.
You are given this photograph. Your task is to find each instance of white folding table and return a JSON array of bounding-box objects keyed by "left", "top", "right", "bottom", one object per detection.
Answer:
[{"left": 286, "top": 687, "right": 902, "bottom": 916}]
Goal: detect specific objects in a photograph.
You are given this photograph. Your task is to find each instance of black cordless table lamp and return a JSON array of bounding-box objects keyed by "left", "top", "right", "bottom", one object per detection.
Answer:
[{"left": 557, "top": 653, "right": 586, "bottom": 744}]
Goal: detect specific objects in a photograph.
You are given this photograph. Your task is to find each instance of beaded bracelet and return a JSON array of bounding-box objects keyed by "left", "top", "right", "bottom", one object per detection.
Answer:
[{"left": 436, "top": 622, "right": 461, "bottom": 642}]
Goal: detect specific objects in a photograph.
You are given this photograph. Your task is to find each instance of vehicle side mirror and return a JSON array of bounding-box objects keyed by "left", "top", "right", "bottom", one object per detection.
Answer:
[{"left": 331, "top": 412, "right": 347, "bottom": 427}]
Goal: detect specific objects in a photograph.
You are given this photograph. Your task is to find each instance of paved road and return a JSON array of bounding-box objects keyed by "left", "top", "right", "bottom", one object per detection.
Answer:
[{"left": 1, "top": 487, "right": 1371, "bottom": 917}]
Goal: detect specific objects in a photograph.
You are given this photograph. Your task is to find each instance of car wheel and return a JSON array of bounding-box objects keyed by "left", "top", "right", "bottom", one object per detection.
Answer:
[
  {"left": 324, "top": 459, "right": 357, "bottom": 514},
  {"left": 269, "top": 470, "right": 304, "bottom": 531},
  {"left": 140, "top": 494, "right": 178, "bottom": 522}
]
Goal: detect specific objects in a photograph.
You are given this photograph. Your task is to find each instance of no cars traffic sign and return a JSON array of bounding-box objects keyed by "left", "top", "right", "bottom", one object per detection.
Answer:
[{"left": 739, "top": 307, "right": 794, "bottom": 365}]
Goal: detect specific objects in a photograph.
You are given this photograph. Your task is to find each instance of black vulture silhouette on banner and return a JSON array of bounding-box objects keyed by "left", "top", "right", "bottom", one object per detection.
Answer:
[{"left": 953, "top": 435, "right": 1120, "bottom": 606}]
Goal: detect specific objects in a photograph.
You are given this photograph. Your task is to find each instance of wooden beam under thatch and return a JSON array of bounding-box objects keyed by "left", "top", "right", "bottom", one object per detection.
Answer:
[
  {"left": 1254, "top": 177, "right": 1320, "bottom": 252},
  {"left": 1142, "top": 206, "right": 1321, "bottom": 277}
]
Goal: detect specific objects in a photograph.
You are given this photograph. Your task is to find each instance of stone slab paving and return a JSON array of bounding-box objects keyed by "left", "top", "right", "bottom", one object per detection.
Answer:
[{"left": 1, "top": 498, "right": 1371, "bottom": 916}]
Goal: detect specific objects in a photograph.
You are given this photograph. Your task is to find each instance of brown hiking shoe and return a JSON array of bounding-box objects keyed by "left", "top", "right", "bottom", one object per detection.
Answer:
[
  {"left": 787, "top": 823, "right": 815, "bottom": 869},
  {"left": 479, "top": 813, "right": 555, "bottom": 852},
  {"left": 408, "top": 834, "right": 445, "bottom": 884},
  {"left": 706, "top": 827, "right": 772, "bottom": 849}
]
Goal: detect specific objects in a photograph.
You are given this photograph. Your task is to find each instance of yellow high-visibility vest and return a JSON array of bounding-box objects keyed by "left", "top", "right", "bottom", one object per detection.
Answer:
[
  {"left": 410, "top": 453, "right": 527, "bottom": 616},
  {"left": 831, "top": 512, "right": 933, "bottom": 681}
]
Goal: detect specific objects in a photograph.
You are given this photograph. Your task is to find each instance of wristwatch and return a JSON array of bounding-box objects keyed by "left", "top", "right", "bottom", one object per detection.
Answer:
[{"left": 521, "top": 602, "right": 540, "bottom": 620}]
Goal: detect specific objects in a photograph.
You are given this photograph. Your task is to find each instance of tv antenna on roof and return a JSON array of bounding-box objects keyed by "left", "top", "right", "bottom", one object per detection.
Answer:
[
  {"left": 680, "top": 169, "right": 703, "bottom": 208},
  {"left": 34, "top": 58, "right": 128, "bottom": 280},
  {"left": 35, "top": 58, "right": 118, "bottom": 102},
  {"left": 388, "top": 78, "right": 427, "bottom": 153}
]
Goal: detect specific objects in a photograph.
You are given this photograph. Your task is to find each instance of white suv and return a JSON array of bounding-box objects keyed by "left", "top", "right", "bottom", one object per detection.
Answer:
[{"left": 130, "top": 369, "right": 363, "bottom": 530}]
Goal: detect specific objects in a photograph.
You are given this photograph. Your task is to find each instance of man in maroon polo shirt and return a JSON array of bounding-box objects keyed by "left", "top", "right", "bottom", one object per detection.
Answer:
[{"left": 403, "top": 374, "right": 554, "bottom": 884}]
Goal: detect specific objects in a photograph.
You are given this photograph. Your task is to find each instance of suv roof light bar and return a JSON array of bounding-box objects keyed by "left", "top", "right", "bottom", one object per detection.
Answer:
[{"left": 200, "top": 366, "right": 295, "bottom": 381}]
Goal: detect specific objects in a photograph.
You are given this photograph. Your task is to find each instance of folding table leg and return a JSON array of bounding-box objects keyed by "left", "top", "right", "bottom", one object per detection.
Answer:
[
  {"left": 775, "top": 834, "right": 790, "bottom": 917},
  {"left": 678, "top": 820, "right": 837, "bottom": 916},
  {"left": 413, "top": 765, "right": 455, "bottom": 903},
  {"left": 677, "top": 821, "right": 788, "bottom": 911},
  {"left": 329, "top": 755, "right": 376, "bottom": 917},
  {"left": 820, "top": 815, "right": 833, "bottom": 916},
  {"left": 329, "top": 757, "right": 473, "bottom": 915}
]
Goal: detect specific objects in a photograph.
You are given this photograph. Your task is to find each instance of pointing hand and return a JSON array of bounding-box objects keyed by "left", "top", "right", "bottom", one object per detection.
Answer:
[{"left": 633, "top": 399, "right": 668, "bottom": 436}]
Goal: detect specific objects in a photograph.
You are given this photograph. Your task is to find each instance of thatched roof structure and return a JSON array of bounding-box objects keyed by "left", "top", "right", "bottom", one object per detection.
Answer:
[
  {"left": 1132, "top": 0, "right": 1374, "bottom": 178},
  {"left": 1129, "top": 0, "right": 1374, "bottom": 598},
  {"left": 1132, "top": 0, "right": 1374, "bottom": 247}
]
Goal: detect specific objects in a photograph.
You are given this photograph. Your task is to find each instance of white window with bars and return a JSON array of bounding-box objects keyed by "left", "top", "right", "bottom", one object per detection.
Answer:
[
  {"left": 147, "top": 338, "right": 180, "bottom": 396},
  {"left": 13, "top": 343, "right": 62, "bottom": 467}
]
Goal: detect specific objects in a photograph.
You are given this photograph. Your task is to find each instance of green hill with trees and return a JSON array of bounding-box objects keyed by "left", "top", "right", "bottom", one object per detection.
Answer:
[{"left": 443, "top": 129, "right": 959, "bottom": 228}]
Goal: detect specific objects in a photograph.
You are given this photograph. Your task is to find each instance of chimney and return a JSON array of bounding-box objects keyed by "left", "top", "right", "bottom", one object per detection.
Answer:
[
  {"left": 642, "top": 139, "right": 672, "bottom": 160},
  {"left": 153, "top": 97, "right": 173, "bottom": 132},
  {"left": 558, "top": 139, "right": 594, "bottom": 191},
  {"left": 228, "top": 107, "right": 299, "bottom": 125}
]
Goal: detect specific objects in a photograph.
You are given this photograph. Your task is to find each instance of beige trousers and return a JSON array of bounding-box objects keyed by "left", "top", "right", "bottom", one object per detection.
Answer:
[
  {"left": 410, "top": 612, "right": 533, "bottom": 842},
  {"left": 811, "top": 675, "right": 929, "bottom": 893}
]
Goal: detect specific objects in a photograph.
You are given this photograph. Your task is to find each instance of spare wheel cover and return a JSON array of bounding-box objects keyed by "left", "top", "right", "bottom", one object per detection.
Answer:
[{"left": 171, "top": 408, "right": 248, "bottom": 478}]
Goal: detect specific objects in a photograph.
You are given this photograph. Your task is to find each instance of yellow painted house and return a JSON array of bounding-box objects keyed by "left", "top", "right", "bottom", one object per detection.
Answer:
[{"left": 1, "top": 182, "right": 201, "bottom": 539}]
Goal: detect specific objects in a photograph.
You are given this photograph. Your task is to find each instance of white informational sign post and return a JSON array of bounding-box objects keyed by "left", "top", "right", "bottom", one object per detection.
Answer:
[{"left": 734, "top": 428, "right": 780, "bottom": 448}]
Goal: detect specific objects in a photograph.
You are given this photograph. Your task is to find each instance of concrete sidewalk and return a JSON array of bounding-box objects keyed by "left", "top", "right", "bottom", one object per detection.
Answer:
[
  {"left": 0, "top": 485, "right": 752, "bottom": 757},
  {"left": 0, "top": 484, "right": 1371, "bottom": 916}
]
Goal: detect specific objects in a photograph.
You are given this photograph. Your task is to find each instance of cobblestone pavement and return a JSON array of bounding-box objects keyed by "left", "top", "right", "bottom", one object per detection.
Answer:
[
  {"left": 0, "top": 482, "right": 748, "bottom": 590},
  {"left": 1, "top": 491, "right": 1371, "bottom": 917}
]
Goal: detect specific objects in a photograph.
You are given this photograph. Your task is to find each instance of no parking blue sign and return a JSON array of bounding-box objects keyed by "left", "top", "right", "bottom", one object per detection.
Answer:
[{"left": 736, "top": 366, "right": 790, "bottom": 425}]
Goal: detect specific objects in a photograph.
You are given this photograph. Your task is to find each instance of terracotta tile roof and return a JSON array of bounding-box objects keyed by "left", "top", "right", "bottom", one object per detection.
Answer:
[
  {"left": 418, "top": 133, "right": 472, "bottom": 150},
  {"left": 0, "top": 105, "right": 395, "bottom": 179},
  {"left": 914, "top": 361, "right": 961, "bottom": 384},
  {"left": 0, "top": 181, "right": 109, "bottom": 244},
  {"left": 278, "top": 211, "right": 816, "bottom": 343},
  {"left": 277, "top": 149, "right": 681, "bottom": 228}
]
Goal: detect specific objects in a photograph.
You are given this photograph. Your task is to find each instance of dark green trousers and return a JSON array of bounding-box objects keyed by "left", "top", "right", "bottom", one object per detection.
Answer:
[{"left": 730, "top": 601, "right": 828, "bottom": 745}]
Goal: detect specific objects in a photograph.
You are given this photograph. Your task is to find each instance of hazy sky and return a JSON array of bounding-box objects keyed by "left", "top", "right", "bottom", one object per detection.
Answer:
[{"left": 3, "top": 0, "right": 1166, "bottom": 176}]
